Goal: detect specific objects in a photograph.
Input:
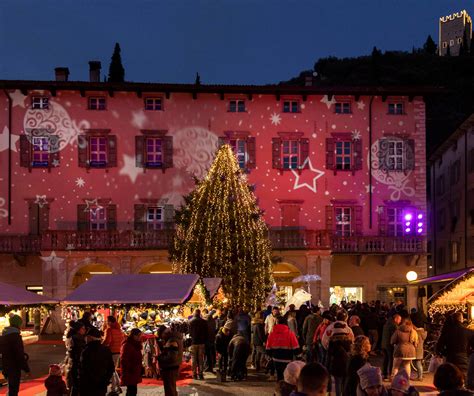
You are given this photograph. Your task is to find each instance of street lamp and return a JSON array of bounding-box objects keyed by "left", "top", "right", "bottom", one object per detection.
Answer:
[{"left": 406, "top": 271, "right": 418, "bottom": 282}]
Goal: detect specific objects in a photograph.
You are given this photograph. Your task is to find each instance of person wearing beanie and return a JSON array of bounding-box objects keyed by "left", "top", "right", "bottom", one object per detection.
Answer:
[
  {"left": 215, "top": 325, "right": 232, "bottom": 381},
  {"left": 389, "top": 370, "right": 417, "bottom": 396},
  {"left": 44, "top": 364, "right": 67, "bottom": 396},
  {"left": 1, "top": 314, "right": 30, "bottom": 396},
  {"left": 357, "top": 364, "right": 388, "bottom": 396},
  {"left": 275, "top": 360, "right": 305, "bottom": 396}
]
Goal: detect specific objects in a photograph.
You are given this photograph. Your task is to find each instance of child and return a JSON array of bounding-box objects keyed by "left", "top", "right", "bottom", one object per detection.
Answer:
[
  {"left": 390, "top": 370, "right": 419, "bottom": 396},
  {"left": 44, "top": 364, "right": 67, "bottom": 396},
  {"left": 357, "top": 364, "right": 388, "bottom": 396}
]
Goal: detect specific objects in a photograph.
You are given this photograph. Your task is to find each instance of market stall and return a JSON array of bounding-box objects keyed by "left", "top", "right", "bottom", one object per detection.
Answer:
[
  {"left": 186, "top": 277, "right": 224, "bottom": 307},
  {"left": 428, "top": 268, "right": 474, "bottom": 322}
]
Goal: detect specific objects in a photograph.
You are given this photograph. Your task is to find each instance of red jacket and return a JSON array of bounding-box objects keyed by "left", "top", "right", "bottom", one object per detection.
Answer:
[
  {"left": 103, "top": 322, "right": 124, "bottom": 354},
  {"left": 120, "top": 338, "right": 143, "bottom": 386},
  {"left": 265, "top": 324, "right": 300, "bottom": 363},
  {"left": 313, "top": 322, "right": 328, "bottom": 344}
]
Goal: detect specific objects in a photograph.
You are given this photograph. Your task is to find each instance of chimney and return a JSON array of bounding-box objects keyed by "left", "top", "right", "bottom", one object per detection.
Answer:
[
  {"left": 304, "top": 75, "right": 313, "bottom": 87},
  {"left": 88, "top": 61, "right": 101, "bottom": 82},
  {"left": 55, "top": 67, "right": 69, "bottom": 82}
]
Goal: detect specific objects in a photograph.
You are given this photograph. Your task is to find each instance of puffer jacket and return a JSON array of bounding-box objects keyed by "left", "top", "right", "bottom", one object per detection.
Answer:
[
  {"left": 103, "top": 322, "right": 124, "bottom": 354},
  {"left": 391, "top": 324, "right": 418, "bottom": 360},
  {"left": 326, "top": 324, "right": 352, "bottom": 377},
  {"left": 302, "top": 313, "right": 322, "bottom": 346},
  {"left": 322, "top": 321, "right": 354, "bottom": 350},
  {"left": 0, "top": 326, "right": 30, "bottom": 376},
  {"left": 266, "top": 324, "right": 300, "bottom": 363}
]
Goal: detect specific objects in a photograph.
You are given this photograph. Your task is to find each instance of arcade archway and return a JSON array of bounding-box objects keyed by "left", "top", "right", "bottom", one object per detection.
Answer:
[
  {"left": 138, "top": 262, "right": 173, "bottom": 274},
  {"left": 272, "top": 262, "right": 302, "bottom": 300},
  {"left": 71, "top": 263, "right": 113, "bottom": 289}
]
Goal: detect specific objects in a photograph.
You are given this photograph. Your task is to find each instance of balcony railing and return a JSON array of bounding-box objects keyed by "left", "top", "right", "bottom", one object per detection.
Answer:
[{"left": 0, "top": 229, "right": 426, "bottom": 254}]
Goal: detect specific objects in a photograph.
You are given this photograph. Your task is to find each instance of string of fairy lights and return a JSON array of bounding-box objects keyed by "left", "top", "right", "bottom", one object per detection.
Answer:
[{"left": 173, "top": 145, "right": 273, "bottom": 309}]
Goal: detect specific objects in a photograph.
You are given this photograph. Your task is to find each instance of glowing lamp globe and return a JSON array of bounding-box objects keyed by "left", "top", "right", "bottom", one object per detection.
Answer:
[{"left": 406, "top": 271, "right": 418, "bottom": 282}]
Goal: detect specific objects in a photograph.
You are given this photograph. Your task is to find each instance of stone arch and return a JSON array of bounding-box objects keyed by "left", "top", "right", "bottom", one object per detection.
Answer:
[
  {"left": 67, "top": 257, "right": 121, "bottom": 289},
  {"left": 137, "top": 261, "right": 173, "bottom": 274},
  {"left": 133, "top": 256, "right": 172, "bottom": 274}
]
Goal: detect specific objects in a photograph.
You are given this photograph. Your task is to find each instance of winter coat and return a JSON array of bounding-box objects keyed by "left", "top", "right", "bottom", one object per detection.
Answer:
[
  {"left": 189, "top": 315, "right": 209, "bottom": 345},
  {"left": 45, "top": 375, "right": 68, "bottom": 396},
  {"left": 206, "top": 315, "right": 217, "bottom": 344},
  {"left": 228, "top": 334, "right": 251, "bottom": 361},
  {"left": 157, "top": 334, "right": 183, "bottom": 372},
  {"left": 436, "top": 319, "right": 474, "bottom": 372},
  {"left": 344, "top": 355, "right": 368, "bottom": 396},
  {"left": 287, "top": 317, "right": 298, "bottom": 337},
  {"left": 120, "top": 337, "right": 143, "bottom": 386},
  {"left": 0, "top": 326, "right": 30, "bottom": 376},
  {"left": 265, "top": 314, "right": 278, "bottom": 335},
  {"left": 79, "top": 340, "right": 114, "bottom": 392},
  {"left": 322, "top": 321, "right": 355, "bottom": 350},
  {"left": 313, "top": 322, "right": 329, "bottom": 344},
  {"left": 251, "top": 319, "right": 265, "bottom": 347},
  {"left": 391, "top": 324, "right": 417, "bottom": 360},
  {"left": 381, "top": 318, "right": 397, "bottom": 350},
  {"left": 215, "top": 329, "right": 232, "bottom": 356},
  {"left": 302, "top": 313, "right": 322, "bottom": 346},
  {"left": 68, "top": 333, "right": 86, "bottom": 364},
  {"left": 326, "top": 325, "right": 353, "bottom": 377},
  {"left": 266, "top": 324, "right": 300, "bottom": 363},
  {"left": 236, "top": 313, "right": 251, "bottom": 334},
  {"left": 103, "top": 322, "right": 124, "bottom": 354},
  {"left": 414, "top": 327, "right": 427, "bottom": 360}
]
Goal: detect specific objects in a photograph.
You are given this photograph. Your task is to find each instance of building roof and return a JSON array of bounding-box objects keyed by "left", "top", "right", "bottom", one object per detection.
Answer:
[{"left": 0, "top": 281, "right": 56, "bottom": 306}]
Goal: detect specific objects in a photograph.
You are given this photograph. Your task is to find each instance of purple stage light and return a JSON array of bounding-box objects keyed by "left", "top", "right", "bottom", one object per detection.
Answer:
[
  {"left": 417, "top": 228, "right": 422, "bottom": 233},
  {"left": 417, "top": 214, "right": 423, "bottom": 219},
  {"left": 405, "top": 228, "right": 411, "bottom": 233},
  {"left": 404, "top": 213, "right": 413, "bottom": 221}
]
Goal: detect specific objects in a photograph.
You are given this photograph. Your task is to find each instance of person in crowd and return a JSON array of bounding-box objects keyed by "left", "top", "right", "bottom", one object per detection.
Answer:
[
  {"left": 215, "top": 324, "right": 233, "bottom": 381},
  {"left": 266, "top": 316, "right": 300, "bottom": 381},
  {"left": 390, "top": 318, "right": 418, "bottom": 378},
  {"left": 287, "top": 311, "right": 298, "bottom": 338},
  {"left": 436, "top": 311, "right": 474, "bottom": 376},
  {"left": 64, "top": 321, "right": 86, "bottom": 396},
  {"left": 302, "top": 306, "right": 322, "bottom": 363},
  {"left": 321, "top": 311, "right": 354, "bottom": 350},
  {"left": 44, "top": 364, "right": 67, "bottom": 396},
  {"left": 202, "top": 308, "right": 217, "bottom": 373},
  {"left": 389, "top": 370, "right": 418, "bottom": 396},
  {"left": 80, "top": 327, "right": 114, "bottom": 396},
  {"left": 235, "top": 307, "right": 251, "bottom": 342},
  {"left": 120, "top": 328, "right": 143, "bottom": 396},
  {"left": 264, "top": 305, "right": 273, "bottom": 319},
  {"left": 274, "top": 360, "right": 305, "bottom": 396},
  {"left": 290, "top": 362, "right": 330, "bottom": 396},
  {"left": 365, "top": 308, "right": 380, "bottom": 355},
  {"left": 409, "top": 308, "right": 426, "bottom": 330},
  {"left": 228, "top": 331, "right": 251, "bottom": 381},
  {"left": 381, "top": 313, "right": 401, "bottom": 380},
  {"left": 434, "top": 363, "right": 473, "bottom": 396},
  {"left": 0, "top": 315, "right": 31, "bottom": 396},
  {"left": 102, "top": 316, "right": 124, "bottom": 368},
  {"left": 468, "top": 335, "right": 474, "bottom": 390},
  {"left": 345, "top": 336, "right": 371, "bottom": 396},
  {"left": 78, "top": 311, "right": 95, "bottom": 334},
  {"left": 188, "top": 308, "right": 209, "bottom": 380},
  {"left": 251, "top": 310, "right": 266, "bottom": 371},
  {"left": 357, "top": 365, "right": 388, "bottom": 396},
  {"left": 297, "top": 305, "right": 310, "bottom": 340},
  {"left": 312, "top": 311, "right": 333, "bottom": 365},
  {"left": 224, "top": 311, "right": 238, "bottom": 336},
  {"left": 215, "top": 308, "right": 227, "bottom": 331},
  {"left": 157, "top": 328, "right": 183, "bottom": 396},
  {"left": 285, "top": 304, "right": 296, "bottom": 320},
  {"left": 349, "top": 316, "right": 365, "bottom": 337},
  {"left": 412, "top": 324, "right": 427, "bottom": 381},
  {"left": 265, "top": 306, "right": 280, "bottom": 336}
]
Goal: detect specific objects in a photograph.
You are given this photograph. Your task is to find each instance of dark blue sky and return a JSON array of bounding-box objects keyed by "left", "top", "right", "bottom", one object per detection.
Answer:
[{"left": 0, "top": 1, "right": 470, "bottom": 84}]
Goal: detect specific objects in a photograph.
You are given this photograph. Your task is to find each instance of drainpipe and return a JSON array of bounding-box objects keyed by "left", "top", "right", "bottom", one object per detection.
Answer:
[
  {"left": 369, "top": 96, "right": 374, "bottom": 228},
  {"left": 465, "top": 129, "right": 468, "bottom": 269},
  {"left": 3, "top": 90, "right": 12, "bottom": 225}
]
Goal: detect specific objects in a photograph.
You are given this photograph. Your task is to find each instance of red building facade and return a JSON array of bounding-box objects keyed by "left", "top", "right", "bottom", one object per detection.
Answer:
[{"left": 0, "top": 69, "right": 427, "bottom": 306}]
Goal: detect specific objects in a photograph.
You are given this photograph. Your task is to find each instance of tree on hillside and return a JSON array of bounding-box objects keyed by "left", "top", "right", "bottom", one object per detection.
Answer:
[
  {"left": 423, "top": 35, "right": 437, "bottom": 55},
  {"left": 195, "top": 72, "right": 201, "bottom": 85},
  {"left": 171, "top": 145, "right": 273, "bottom": 308},
  {"left": 108, "top": 43, "right": 125, "bottom": 82}
]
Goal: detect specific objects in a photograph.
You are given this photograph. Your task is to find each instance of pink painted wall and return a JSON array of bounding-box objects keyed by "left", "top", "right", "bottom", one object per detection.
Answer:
[{"left": 0, "top": 88, "right": 426, "bottom": 235}]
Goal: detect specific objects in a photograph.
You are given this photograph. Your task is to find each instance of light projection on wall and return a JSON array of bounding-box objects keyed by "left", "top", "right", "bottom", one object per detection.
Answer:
[{"left": 291, "top": 157, "right": 325, "bottom": 193}]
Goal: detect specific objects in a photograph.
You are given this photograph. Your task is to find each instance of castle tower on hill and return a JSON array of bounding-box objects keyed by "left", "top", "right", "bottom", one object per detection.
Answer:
[{"left": 439, "top": 10, "right": 472, "bottom": 56}]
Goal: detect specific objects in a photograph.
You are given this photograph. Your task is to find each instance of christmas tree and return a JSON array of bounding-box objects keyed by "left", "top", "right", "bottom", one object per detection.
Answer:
[
  {"left": 108, "top": 43, "right": 125, "bottom": 82},
  {"left": 171, "top": 145, "right": 273, "bottom": 308}
]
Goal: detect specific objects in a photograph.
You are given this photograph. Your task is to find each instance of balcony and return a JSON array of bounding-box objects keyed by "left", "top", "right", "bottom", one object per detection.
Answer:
[{"left": 0, "top": 229, "right": 426, "bottom": 255}]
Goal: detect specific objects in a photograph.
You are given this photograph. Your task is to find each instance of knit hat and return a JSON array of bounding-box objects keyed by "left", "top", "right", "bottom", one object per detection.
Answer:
[
  {"left": 283, "top": 360, "right": 306, "bottom": 386},
  {"left": 391, "top": 370, "right": 410, "bottom": 394},
  {"left": 9, "top": 314, "right": 22, "bottom": 329},
  {"left": 357, "top": 364, "right": 383, "bottom": 390},
  {"left": 49, "top": 364, "right": 62, "bottom": 376}
]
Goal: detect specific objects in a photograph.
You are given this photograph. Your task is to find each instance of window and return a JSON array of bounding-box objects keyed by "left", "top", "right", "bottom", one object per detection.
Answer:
[
  {"left": 335, "top": 141, "right": 352, "bottom": 170},
  {"left": 335, "top": 102, "right": 351, "bottom": 114},
  {"left": 335, "top": 207, "right": 352, "bottom": 237},
  {"left": 88, "top": 97, "right": 106, "bottom": 110},
  {"left": 450, "top": 39, "right": 454, "bottom": 46},
  {"left": 451, "top": 241, "right": 459, "bottom": 264},
  {"left": 144, "top": 97, "right": 162, "bottom": 111},
  {"left": 90, "top": 206, "right": 107, "bottom": 230},
  {"left": 31, "top": 136, "right": 50, "bottom": 167},
  {"left": 89, "top": 136, "right": 107, "bottom": 167},
  {"left": 457, "top": 37, "right": 463, "bottom": 44},
  {"left": 31, "top": 96, "right": 49, "bottom": 110},
  {"left": 386, "top": 140, "right": 404, "bottom": 170},
  {"left": 450, "top": 160, "right": 461, "bottom": 185},
  {"left": 442, "top": 42, "right": 447, "bottom": 48},
  {"left": 282, "top": 140, "right": 299, "bottom": 169},
  {"left": 230, "top": 138, "right": 247, "bottom": 169},
  {"left": 283, "top": 100, "right": 299, "bottom": 113},
  {"left": 229, "top": 100, "right": 245, "bottom": 112},
  {"left": 387, "top": 207, "right": 404, "bottom": 236},
  {"left": 436, "top": 175, "right": 445, "bottom": 196},
  {"left": 146, "top": 207, "right": 164, "bottom": 230},
  {"left": 388, "top": 102, "right": 404, "bottom": 115},
  {"left": 146, "top": 137, "right": 163, "bottom": 167}
]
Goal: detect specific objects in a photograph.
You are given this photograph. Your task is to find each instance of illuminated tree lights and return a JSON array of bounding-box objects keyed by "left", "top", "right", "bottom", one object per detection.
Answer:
[{"left": 171, "top": 145, "right": 273, "bottom": 309}]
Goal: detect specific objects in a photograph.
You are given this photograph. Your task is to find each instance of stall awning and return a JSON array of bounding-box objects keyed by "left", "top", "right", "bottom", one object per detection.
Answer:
[
  {"left": 63, "top": 274, "right": 200, "bottom": 305},
  {"left": 410, "top": 269, "right": 470, "bottom": 285},
  {"left": 203, "top": 278, "right": 222, "bottom": 298},
  {"left": 0, "top": 281, "right": 56, "bottom": 306}
]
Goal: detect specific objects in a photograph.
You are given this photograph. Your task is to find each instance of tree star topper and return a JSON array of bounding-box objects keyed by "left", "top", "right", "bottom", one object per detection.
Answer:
[{"left": 291, "top": 157, "right": 325, "bottom": 193}]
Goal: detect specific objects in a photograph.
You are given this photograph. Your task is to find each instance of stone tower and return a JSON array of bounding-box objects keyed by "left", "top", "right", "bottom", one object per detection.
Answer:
[{"left": 439, "top": 10, "right": 472, "bottom": 55}]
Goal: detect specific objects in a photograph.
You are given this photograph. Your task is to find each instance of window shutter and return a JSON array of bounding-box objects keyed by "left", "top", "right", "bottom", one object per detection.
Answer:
[
  {"left": 107, "top": 136, "right": 117, "bottom": 167},
  {"left": 135, "top": 136, "right": 145, "bottom": 168},
  {"left": 326, "top": 138, "right": 335, "bottom": 170},
  {"left": 325, "top": 205, "right": 333, "bottom": 232},
  {"left": 354, "top": 205, "right": 363, "bottom": 236},
  {"left": 78, "top": 135, "right": 89, "bottom": 168},
  {"left": 106, "top": 204, "right": 117, "bottom": 230},
  {"left": 134, "top": 204, "right": 146, "bottom": 231},
  {"left": 164, "top": 204, "right": 175, "bottom": 229},
  {"left": 39, "top": 204, "right": 50, "bottom": 233},
  {"left": 378, "top": 206, "right": 386, "bottom": 236},
  {"left": 20, "top": 135, "right": 31, "bottom": 168},
  {"left": 162, "top": 136, "right": 173, "bottom": 169},
  {"left": 218, "top": 136, "right": 229, "bottom": 148},
  {"left": 272, "top": 138, "right": 282, "bottom": 169},
  {"left": 405, "top": 139, "right": 415, "bottom": 170},
  {"left": 28, "top": 203, "right": 39, "bottom": 235},
  {"left": 299, "top": 138, "right": 309, "bottom": 169},
  {"left": 246, "top": 136, "right": 256, "bottom": 169},
  {"left": 377, "top": 138, "right": 390, "bottom": 171},
  {"left": 353, "top": 139, "right": 363, "bottom": 170},
  {"left": 77, "top": 204, "right": 89, "bottom": 231}
]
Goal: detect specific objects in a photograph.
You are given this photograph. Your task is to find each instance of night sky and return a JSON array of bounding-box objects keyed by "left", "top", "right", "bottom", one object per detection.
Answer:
[{"left": 0, "top": 1, "right": 470, "bottom": 84}]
